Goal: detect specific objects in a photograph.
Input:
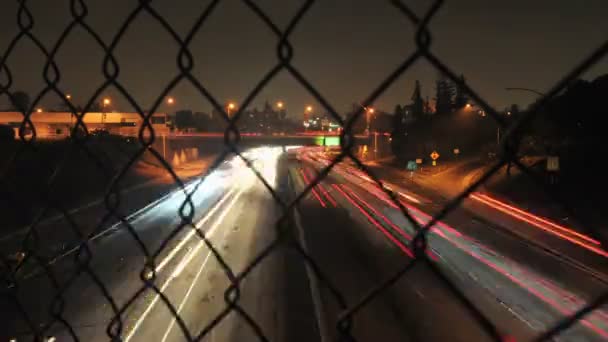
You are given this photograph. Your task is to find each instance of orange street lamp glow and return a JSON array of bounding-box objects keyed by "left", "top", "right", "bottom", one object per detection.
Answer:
[
  {"left": 36, "top": 108, "right": 43, "bottom": 113},
  {"left": 306, "top": 106, "right": 313, "bottom": 113},
  {"left": 167, "top": 97, "right": 175, "bottom": 105},
  {"left": 228, "top": 103, "right": 236, "bottom": 110},
  {"left": 66, "top": 94, "right": 72, "bottom": 100},
  {"left": 367, "top": 108, "right": 375, "bottom": 114},
  {"left": 103, "top": 98, "right": 111, "bottom": 106},
  {"left": 465, "top": 103, "right": 472, "bottom": 109},
  {"left": 277, "top": 101, "right": 284, "bottom": 109}
]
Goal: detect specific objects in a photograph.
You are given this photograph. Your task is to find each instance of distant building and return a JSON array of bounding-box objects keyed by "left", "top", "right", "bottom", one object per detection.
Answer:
[{"left": 0, "top": 111, "right": 169, "bottom": 138}]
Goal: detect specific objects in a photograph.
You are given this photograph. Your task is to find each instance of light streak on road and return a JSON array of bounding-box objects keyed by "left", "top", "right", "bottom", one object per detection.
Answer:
[
  {"left": 470, "top": 193, "right": 608, "bottom": 258},
  {"left": 300, "top": 168, "right": 326, "bottom": 208},
  {"left": 304, "top": 167, "right": 337, "bottom": 207},
  {"left": 342, "top": 184, "right": 438, "bottom": 260},
  {"left": 124, "top": 187, "right": 246, "bottom": 342},
  {"left": 161, "top": 251, "right": 213, "bottom": 342},
  {"left": 472, "top": 192, "right": 600, "bottom": 245},
  {"left": 323, "top": 171, "right": 608, "bottom": 339},
  {"left": 439, "top": 227, "right": 608, "bottom": 339},
  {"left": 342, "top": 184, "right": 411, "bottom": 240},
  {"left": 333, "top": 184, "right": 414, "bottom": 258},
  {"left": 155, "top": 188, "right": 236, "bottom": 273},
  {"left": 125, "top": 147, "right": 269, "bottom": 341}
]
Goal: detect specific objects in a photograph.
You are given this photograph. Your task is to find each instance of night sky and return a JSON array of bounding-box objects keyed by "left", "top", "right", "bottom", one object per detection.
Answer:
[{"left": 0, "top": 0, "right": 606, "bottom": 118}]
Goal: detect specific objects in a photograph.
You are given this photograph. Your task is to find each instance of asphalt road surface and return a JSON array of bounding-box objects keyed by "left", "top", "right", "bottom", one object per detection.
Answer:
[
  {"left": 292, "top": 146, "right": 608, "bottom": 341},
  {"left": 2, "top": 145, "right": 608, "bottom": 341},
  {"left": 2, "top": 147, "right": 318, "bottom": 342}
]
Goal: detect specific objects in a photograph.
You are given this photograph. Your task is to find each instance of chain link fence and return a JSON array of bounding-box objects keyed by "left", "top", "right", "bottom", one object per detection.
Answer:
[{"left": 1, "top": 0, "right": 607, "bottom": 341}]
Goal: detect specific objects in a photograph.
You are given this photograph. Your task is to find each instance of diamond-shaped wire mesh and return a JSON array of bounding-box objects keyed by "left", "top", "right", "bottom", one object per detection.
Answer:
[{"left": 1, "top": 0, "right": 607, "bottom": 341}]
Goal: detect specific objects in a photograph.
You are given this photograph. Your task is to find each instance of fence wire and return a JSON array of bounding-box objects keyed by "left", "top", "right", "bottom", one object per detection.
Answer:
[{"left": 1, "top": 0, "right": 607, "bottom": 341}]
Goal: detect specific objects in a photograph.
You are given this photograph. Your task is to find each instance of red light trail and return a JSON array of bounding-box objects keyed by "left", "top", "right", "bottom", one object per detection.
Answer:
[
  {"left": 470, "top": 193, "right": 608, "bottom": 258},
  {"left": 332, "top": 184, "right": 414, "bottom": 258},
  {"left": 299, "top": 168, "right": 326, "bottom": 208}
]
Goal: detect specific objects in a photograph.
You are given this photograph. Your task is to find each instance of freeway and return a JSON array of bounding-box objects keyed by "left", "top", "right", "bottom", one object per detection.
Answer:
[
  {"left": 3, "top": 145, "right": 608, "bottom": 341},
  {"left": 292, "top": 146, "right": 608, "bottom": 341},
  {"left": 1, "top": 146, "right": 318, "bottom": 342}
]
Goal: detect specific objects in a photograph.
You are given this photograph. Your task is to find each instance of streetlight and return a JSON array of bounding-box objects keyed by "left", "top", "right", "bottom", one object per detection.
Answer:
[
  {"left": 36, "top": 108, "right": 43, "bottom": 113},
  {"left": 66, "top": 94, "right": 72, "bottom": 100},
  {"left": 167, "top": 97, "right": 175, "bottom": 105},
  {"left": 277, "top": 101, "right": 284, "bottom": 109},
  {"left": 304, "top": 106, "right": 313, "bottom": 131},
  {"left": 102, "top": 98, "right": 111, "bottom": 127},
  {"left": 227, "top": 102, "right": 236, "bottom": 117}
]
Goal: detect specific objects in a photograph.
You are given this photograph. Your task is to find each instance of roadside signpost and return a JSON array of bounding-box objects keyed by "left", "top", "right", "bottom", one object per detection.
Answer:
[{"left": 430, "top": 151, "right": 440, "bottom": 166}]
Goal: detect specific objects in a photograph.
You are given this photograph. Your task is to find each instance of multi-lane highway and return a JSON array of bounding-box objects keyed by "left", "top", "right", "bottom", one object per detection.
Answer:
[
  {"left": 2, "top": 147, "right": 318, "bottom": 341},
  {"left": 291, "top": 146, "right": 608, "bottom": 341},
  {"left": 2, "top": 145, "right": 608, "bottom": 341}
]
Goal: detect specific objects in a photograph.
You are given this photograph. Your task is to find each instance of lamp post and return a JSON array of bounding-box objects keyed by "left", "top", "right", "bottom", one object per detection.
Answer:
[
  {"left": 366, "top": 107, "right": 375, "bottom": 135},
  {"left": 227, "top": 102, "right": 236, "bottom": 117},
  {"left": 305, "top": 106, "right": 312, "bottom": 131},
  {"left": 102, "top": 98, "right": 111, "bottom": 128},
  {"left": 65, "top": 94, "right": 74, "bottom": 129},
  {"left": 163, "top": 97, "right": 175, "bottom": 159}
]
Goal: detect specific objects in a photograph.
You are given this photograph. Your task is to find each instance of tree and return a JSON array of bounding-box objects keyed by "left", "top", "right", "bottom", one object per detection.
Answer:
[
  {"left": 11, "top": 91, "right": 30, "bottom": 112},
  {"left": 391, "top": 104, "right": 405, "bottom": 158},
  {"left": 424, "top": 96, "right": 431, "bottom": 115},
  {"left": 435, "top": 77, "right": 454, "bottom": 115},
  {"left": 411, "top": 80, "right": 424, "bottom": 119},
  {"left": 174, "top": 110, "right": 195, "bottom": 130},
  {"left": 453, "top": 74, "right": 468, "bottom": 111}
]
